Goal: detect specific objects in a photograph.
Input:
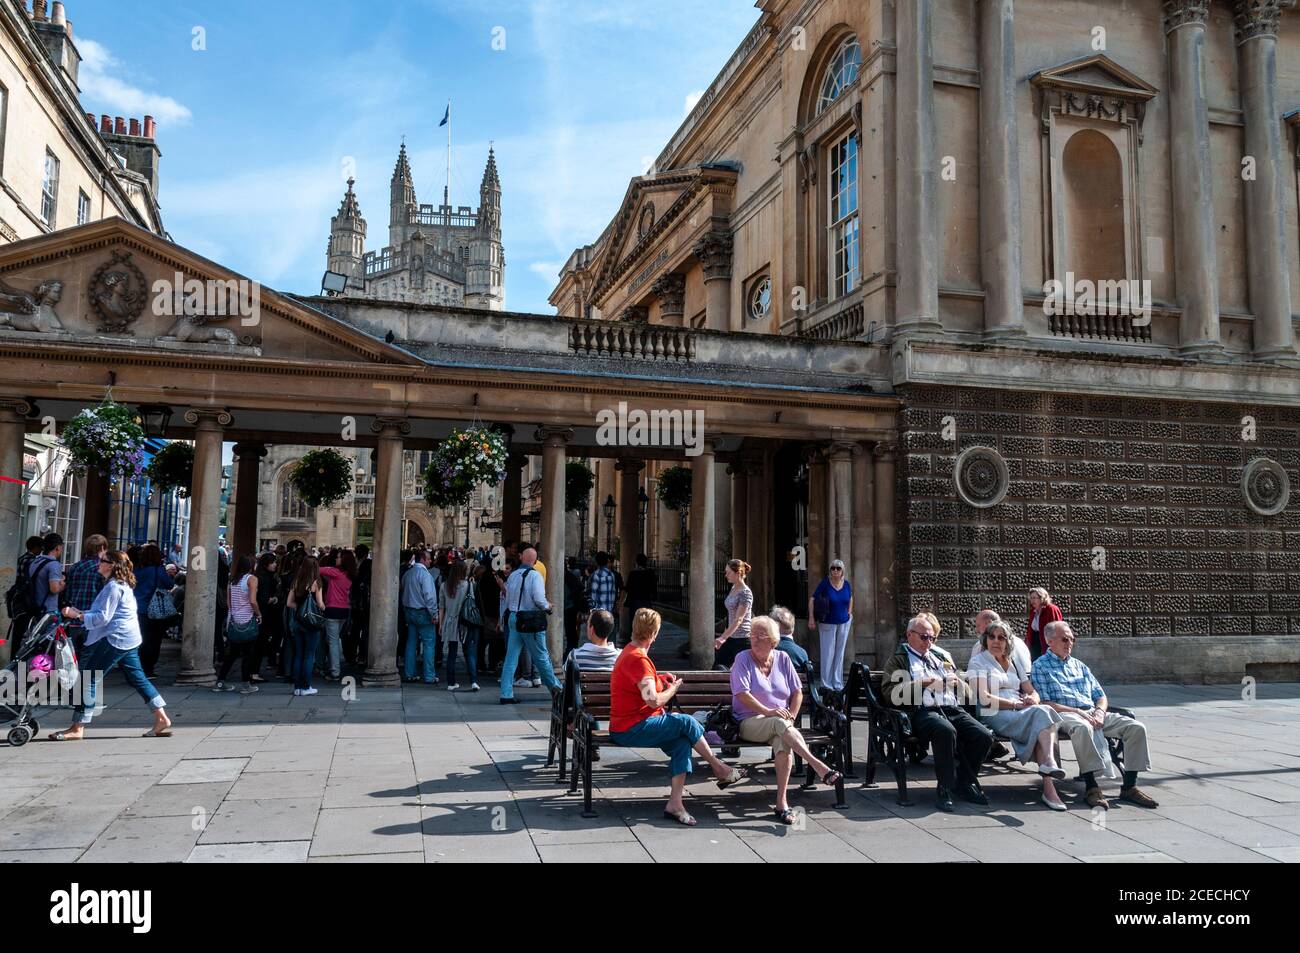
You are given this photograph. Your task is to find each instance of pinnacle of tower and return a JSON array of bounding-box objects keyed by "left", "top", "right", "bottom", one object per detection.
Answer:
[
  {"left": 392, "top": 143, "right": 413, "bottom": 186},
  {"left": 336, "top": 177, "right": 362, "bottom": 220},
  {"left": 480, "top": 147, "right": 500, "bottom": 192}
]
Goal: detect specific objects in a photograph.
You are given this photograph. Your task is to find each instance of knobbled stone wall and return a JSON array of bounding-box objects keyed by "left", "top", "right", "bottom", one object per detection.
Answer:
[{"left": 896, "top": 384, "right": 1300, "bottom": 679}]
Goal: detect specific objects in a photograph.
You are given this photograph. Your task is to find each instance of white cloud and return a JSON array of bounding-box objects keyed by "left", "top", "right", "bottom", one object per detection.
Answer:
[
  {"left": 683, "top": 89, "right": 704, "bottom": 116},
  {"left": 77, "top": 37, "right": 192, "bottom": 126},
  {"left": 528, "top": 260, "right": 564, "bottom": 280}
]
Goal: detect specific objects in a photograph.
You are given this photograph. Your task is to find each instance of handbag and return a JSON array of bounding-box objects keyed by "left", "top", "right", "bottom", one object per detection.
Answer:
[
  {"left": 227, "top": 616, "right": 259, "bottom": 643},
  {"left": 703, "top": 702, "right": 742, "bottom": 744},
  {"left": 147, "top": 583, "right": 176, "bottom": 621},
  {"left": 813, "top": 583, "right": 830, "bottom": 623},
  {"left": 295, "top": 589, "right": 325, "bottom": 630},
  {"left": 512, "top": 567, "right": 548, "bottom": 633},
  {"left": 460, "top": 580, "right": 482, "bottom": 627}
]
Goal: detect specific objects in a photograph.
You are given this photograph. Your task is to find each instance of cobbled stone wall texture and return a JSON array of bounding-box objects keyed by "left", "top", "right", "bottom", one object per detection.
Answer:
[{"left": 896, "top": 385, "right": 1300, "bottom": 643}]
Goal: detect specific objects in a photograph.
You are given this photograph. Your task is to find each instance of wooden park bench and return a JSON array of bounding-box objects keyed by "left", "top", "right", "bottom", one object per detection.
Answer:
[
  {"left": 843, "top": 661, "right": 1133, "bottom": 806},
  {"left": 551, "top": 660, "right": 847, "bottom": 817}
]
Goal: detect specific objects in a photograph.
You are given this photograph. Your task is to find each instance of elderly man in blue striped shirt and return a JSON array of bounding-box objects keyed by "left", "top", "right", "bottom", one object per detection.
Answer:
[{"left": 1031, "top": 620, "right": 1157, "bottom": 812}]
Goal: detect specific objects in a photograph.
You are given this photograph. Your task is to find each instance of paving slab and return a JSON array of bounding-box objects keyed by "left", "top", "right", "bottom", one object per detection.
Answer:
[
  {"left": 186, "top": 841, "right": 311, "bottom": 863},
  {"left": 78, "top": 814, "right": 202, "bottom": 863},
  {"left": 309, "top": 805, "right": 423, "bottom": 856},
  {"left": 199, "top": 797, "right": 321, "bottom": 844},
  {"left": 159, "top": 758, "right": 248, "bottom": 784},
  {"left": 123, "top": 781, "right": 235, "bottom": 818}
]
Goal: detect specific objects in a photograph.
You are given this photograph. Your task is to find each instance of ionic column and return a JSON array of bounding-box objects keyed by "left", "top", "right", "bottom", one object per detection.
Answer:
[
  {"left": 727, "top": 460, "right": 750, "bottom": 561},
  {"left": 804, "top": 445, "right": 827, "bottom": 585},
  {"left": 616, "top": 457, "right": 645, "bottom": 634},
  {"left": 1165, "top": 1, "right": 1228, "bottom": 358},
  {"left": 693, "top": 231, "right": 734, "bottom": 331},
  {"left": 850, "top": 442, "right": 875, "bottom": 663},
  {"left": 538, "top": 426, "right": 572, "bottom": 661},
  {"left": 651, "top": 273, "right": 686, "bottom": 327},
  {"left": 1234, "top": 0, "right": 1299, "bottom": 364},
  {"left": 895, "top": 0, "right": 942, "bottom": 336},
  {"left": 689, "top": 441, "right": 717, "bottom": 669},
  {"left": 501, "top": 451, "right": 526, "bottom": 545},
  {"left": 0, "top": 399, "right": 30, "bottom": 665},
  {"left": 231, "top": 441, "right": 267, "bottom": 561},
  {"left": 827, "top": 441, "right": 855, "bottom": 568},
  {"left": 177, "top": 408, "right": 231, "bottom": 685},
  {"left": 363, "top": 416, "right": 409, "bottom": 686},
  {"left": 872, "top": 442, "right": 899, "bottom": 664},
  {"left": 978, "top": 0, "right": 1025, "bottom": 340}
]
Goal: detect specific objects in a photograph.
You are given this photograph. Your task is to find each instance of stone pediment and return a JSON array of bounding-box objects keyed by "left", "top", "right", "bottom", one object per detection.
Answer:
[
  {"left": 1030, "top": 54, "right": 1158, "bottom": 138},
  {"left": 591, "top": 164, "right": 738, "bottom": 302},
  {"left": 0, "top": 218, "right": 417, "bottom": 366}
]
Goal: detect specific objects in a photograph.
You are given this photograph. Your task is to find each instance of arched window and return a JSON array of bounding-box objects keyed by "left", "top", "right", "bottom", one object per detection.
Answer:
[
  {"left": 1062, "top": 129, "right": 1126, "bottom": 283},
  {"left": 279, "top": 477, "right": 314, "bottom": 520},
  {"left": 817, "top": 35, "right": 861, "bottom": 115}
]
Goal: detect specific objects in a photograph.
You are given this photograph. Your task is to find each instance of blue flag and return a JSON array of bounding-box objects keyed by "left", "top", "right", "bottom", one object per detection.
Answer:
[{"left": 439, "top": 103, "right": 449, "bottom": 127}]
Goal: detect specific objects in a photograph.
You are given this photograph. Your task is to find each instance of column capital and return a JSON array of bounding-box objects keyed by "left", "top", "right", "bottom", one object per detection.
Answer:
[
  {"left": 650, "top": 273, "right": 686, "bottom": 316},
  {"left": 827, "top": 439, "right": 862, "bottom": 459},
  {"left": 231, "top": 441, "right": 268, "bottom": 460},
  {"left": 1233, "top": 0, "right": 1285, "bottom": 43},
  {"left": 618, "top": 305, "right": 649, "bottom": 324},
  {"left": 873, "top": 441, "right": 899, "bottom": 461},
  {"left": 371, "top": 416, "right": 411, "bottom": 437},
  {"left": 0, "top": 397, "right": 32, "bottom": 420},
  {"left": 692, "top": 230, "right": 733, "bottom": 281},
  {"left": 615, "top": 457, "right": 646, "bottom": 474},
  {"left": 1163, "top": 0, "right": 1210, "bottom": 32},
  {"left": 183, "top": 407, "right": 232, "bottom": 429},
  {"left": 535, "top": 425, "right": 574, "bottom": 446}
]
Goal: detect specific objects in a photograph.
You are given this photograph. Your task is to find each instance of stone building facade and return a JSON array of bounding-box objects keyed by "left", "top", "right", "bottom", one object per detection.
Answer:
[
  {"left": 550, "top": 0, "right": 1300, "bottom": 680},
  {"left": 325, "top": 144, "right": 504, "bottom": 310}
]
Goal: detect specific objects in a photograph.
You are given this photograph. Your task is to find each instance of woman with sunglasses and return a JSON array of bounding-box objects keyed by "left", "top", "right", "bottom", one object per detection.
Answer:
[
  {"left": 967, "top": 620, "right": 1067, "bottom": 811},
  {"left": 808, "top": 559, "right": 853, "bottom": 693},
  {"left": 51, "top": 550, "right": 173, "bottom": 740}
]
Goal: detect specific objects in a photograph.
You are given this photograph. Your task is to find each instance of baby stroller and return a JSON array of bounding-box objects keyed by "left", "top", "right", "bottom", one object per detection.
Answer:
[{"left": 2, "top": 612, "right": 79, "bottom": 747}]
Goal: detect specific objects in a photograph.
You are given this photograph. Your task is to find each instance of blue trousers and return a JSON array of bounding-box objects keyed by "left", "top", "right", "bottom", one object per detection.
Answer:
[
  {"left": 403, "top": 608, "right": 438, "bottom": 682},
  {"left": 498, "top": 617, "right": 558, "bottom": 699},
  {"left": 445, "top": 629, "right": 479, "bottom": 685},
  {"left": 74, "top": 638, "right": 166, "bottom": 725},
  {"left": 611, "top": 713, "right": 704, "bottom": 778},
  {"left": 290, "top": 620, "right": 321, "bottom": 691}
]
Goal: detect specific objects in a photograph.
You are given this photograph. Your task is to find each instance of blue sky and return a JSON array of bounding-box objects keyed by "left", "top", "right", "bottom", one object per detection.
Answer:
[{"left": 66, "top": 0, "right": 760, "bottom": 313}]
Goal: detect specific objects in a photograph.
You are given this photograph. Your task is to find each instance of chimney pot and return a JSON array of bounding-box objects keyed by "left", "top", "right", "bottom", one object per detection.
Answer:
[
  {"left": 114, "top": 116, "right": 126, "bottom": 134},
  {"left": 100, "top": 114, "right": 112, "bottom": 134},
  {"left": 85, "top": 112, "right": 95, "bottom": 127},
  {"left": 129, "top": 118, "right": 141, "bottom": 137},
  {"left": 143, "top": 116, "right": 156, "bottom": 139},
  {"left": 64, "top": 17, "right": 71, "bottom": 37},
  {"left": 51, "top": 2, "right": 65, "bottom": 26},
  {"left": 33, "top": 0, "right": 47, "bottom": 22}
]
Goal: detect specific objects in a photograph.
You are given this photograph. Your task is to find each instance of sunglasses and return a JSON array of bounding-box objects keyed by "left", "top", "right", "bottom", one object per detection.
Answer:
[
  {"left": 830, "top": 567, "right": 843, "bottom": 572},
  {"left": 917, "top": 633, "right": 937, "bottom": 642},
  {"left": 99, "top": 558, "right": 113, "bottom": 565}
]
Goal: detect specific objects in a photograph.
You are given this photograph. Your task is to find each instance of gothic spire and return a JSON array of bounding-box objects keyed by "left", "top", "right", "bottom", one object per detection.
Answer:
[
  {"left": 480, "top": 146, "right": 500, "bottom": 194},
  {"left": 336, "top": 176, "right": 362, "bottom": 220}
]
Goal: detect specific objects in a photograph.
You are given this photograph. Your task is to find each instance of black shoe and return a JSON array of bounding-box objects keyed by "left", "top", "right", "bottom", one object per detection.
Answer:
[
  {"left": 988, "top": 741, "right": 1010, "bottom": 760},
  {"left": 956, "top": 783, "right": 989, "bottom": 806},
  {"left": 936, "top": 787, "right": 955, "bottom": 813},
  {"left": 499, "top": 697, "right": 519, "bottom": 705}
]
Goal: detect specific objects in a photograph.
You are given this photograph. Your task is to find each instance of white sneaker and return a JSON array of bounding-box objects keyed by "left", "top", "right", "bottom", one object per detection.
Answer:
[
  {"left": 239, "top": 683, "right": 259, "bottom": 695},
  {"left": 447, "top": 684, "right": 460, "bottom": 691},
  {"left": 302, "top": 687, "right": 319, "bottom": 696},
  {"left": 470, "top": 683, "right": 480, "bottom": 692},
  {"left": 531, "top": 677, "right": 542, "bottom": 688},
  {"left": 293, "top": 689, "right": 303, "bottom": 696},
  {"left": 513, "top": 678, "right": 531, "bottom": 688}
]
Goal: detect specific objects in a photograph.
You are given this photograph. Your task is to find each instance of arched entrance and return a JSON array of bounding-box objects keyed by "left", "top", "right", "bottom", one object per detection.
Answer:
[{"left": 404, "top": 519, "right": 425, "bottom": 547}]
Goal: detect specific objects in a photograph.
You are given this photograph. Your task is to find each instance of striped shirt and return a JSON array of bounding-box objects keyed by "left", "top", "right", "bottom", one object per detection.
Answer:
[{"left": 568, "top": 641, "right": 620, "bottom": 673}]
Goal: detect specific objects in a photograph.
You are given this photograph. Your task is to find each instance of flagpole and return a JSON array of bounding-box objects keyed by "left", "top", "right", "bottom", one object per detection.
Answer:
[{"left": 444, "top": 99, "right": 451, "bottom": 209}]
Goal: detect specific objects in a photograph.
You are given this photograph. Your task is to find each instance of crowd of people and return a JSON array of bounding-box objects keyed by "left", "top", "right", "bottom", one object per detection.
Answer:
[{"left": 8, "top": 532, "right": 1157, "bottom": 824}]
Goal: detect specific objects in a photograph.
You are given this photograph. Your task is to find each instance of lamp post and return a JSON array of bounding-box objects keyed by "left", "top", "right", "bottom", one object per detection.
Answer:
[
  {"left": 636, "top": 487, "right": 649, "bottom": 556},
  {"left": 577, "top": 499, "right": 589, "bottom": 560},
  {"left": 602, "top": 494, "right": 616, "bottom": 552}
]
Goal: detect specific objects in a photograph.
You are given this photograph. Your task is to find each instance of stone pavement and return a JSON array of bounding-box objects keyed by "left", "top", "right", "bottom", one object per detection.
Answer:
[{"left": 2, "top": 660, "right": 1298, "bottom": 863}]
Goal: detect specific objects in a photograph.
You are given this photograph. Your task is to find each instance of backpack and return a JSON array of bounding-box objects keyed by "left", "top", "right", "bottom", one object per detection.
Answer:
[{"left": 5, "top": 555, "right": 51, "bottom": 619}]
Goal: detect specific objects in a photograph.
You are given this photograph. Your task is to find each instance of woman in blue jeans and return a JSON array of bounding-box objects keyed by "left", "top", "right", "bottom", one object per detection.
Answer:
[
  {"left": 609, "top": 608, "right": 744, "bottom": 825},
  {"left": 52, "top": 550, "right": 172, "bottom": 740},
  {"left": 286, "top": 557, "right": 326, "bottom": 697}
]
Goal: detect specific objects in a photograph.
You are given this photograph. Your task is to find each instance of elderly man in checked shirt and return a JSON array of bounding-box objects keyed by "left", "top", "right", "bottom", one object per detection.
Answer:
[{"left": 1031, "top": 620, "right": 1157, "bottom": 812}]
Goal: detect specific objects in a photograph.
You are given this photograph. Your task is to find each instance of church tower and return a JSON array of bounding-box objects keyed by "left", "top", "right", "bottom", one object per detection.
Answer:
[
  {"left": 327, "top": 177, "right": 367, "bottom": 281},
  {"left": 389, "top": 143, "right": 417, "bottom": 250},
  {"left": 466, "top": 148, "right": 505, "bottom": 311}
]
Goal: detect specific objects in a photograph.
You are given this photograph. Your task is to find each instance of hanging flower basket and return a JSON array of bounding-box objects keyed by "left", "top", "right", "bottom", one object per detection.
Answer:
[
  {"left": 288, "top": 448, "right": 353, "bottom": 508},
  {"left": 423, "top": 426, "right": 508, "bottom": 510},
  {"left": 145, "top": 441, "right": 195, "bottom": 497},
  {"left": 565, "top": 461, "right": 594, "bottom": 512},
  {"left": 59, "top": 400, "right": 146, "bottom": 483},
  {"left": 655, "top": 465, "right": 693, "bottom": 512}
]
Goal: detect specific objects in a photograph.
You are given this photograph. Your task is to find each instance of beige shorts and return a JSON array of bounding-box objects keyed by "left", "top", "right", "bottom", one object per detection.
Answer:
[{"left": 739, "top": 715, "right": 794, "bottom": 754}]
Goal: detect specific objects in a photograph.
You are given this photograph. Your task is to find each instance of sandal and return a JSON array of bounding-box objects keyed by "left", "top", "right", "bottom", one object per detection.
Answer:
[
  {"left": 821, "top": 769, "right": 844, "bottom": 787},
  {"left": 663, "top": 809, "right": 697, "bottom": 827},
  {"left": 142, "top": 727, "right": 173, "bottom": 737},
  {"left": 48, "top": 730, "right": 82, "bottom": 741},
  {"left": 774, "top": 808, "right": 796, "bottom": 825},
  {"left": 715, "top": 767, "right": 747, "bottom": 789}
]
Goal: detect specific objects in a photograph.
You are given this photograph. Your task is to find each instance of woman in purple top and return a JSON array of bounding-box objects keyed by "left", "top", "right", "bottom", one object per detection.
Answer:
[{"left": 730, "top": 616, "right": 843, "bottom": 824}]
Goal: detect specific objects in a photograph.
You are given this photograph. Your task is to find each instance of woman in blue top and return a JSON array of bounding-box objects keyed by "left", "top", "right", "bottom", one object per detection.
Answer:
[
  {"left": 808, "top": 558, "right": 853, "bottom": 693},
  {"left": 51, "top": 550, "right": 172, "bottom": 740},
  {"left": 133, "top": 543, "right": 175, "bottom": 679}
]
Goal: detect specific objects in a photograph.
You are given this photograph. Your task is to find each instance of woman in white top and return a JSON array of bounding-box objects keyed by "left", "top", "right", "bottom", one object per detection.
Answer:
[
  {"left": 967, "top": 620, "right": 1068, "bottom": 811},
  {"left": 439, "top": 560, "right": 475, "bottom": 691}
]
